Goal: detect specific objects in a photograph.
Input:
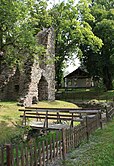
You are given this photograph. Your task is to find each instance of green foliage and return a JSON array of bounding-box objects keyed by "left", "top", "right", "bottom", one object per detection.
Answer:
[
  {"left": 0, "top": 102, "right": 30, "bottom": 145},
  {"left": 81, "top": 0, "right": 114, "bottom": 90},
  {"left": 0, "top": 0, "right": 47, "bottom": 68},
  {"left": 0, "top": 121, "right": 25, "bottom": 145},
  {"left": 57, "top": 87, "right": 114, "bottom": 101},
  {"left": 0, "top": 0, "right": 104, "bottom": 86},
  {"left": 29, "top": 0, "right": 52, "bottom": 32},
  {"left": 49, "top": 0, "right": 102, "bottom": 86},
  {"left": 94, "top": 79, "right": 106, "bottom": 92}
]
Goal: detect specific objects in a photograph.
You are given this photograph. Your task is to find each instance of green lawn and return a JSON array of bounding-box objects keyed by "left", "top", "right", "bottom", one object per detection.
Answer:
[
  {"left": 63, "top": 119, "right": 114, "bottom": 166},
  {"left": 0, "top": 101, "right": 21, "bottom": 123},
  {"left": 1, "top": 99, "right": 114, "bottom": 165},
  {"left": 57, "top": 88, "right": 114, "bottom": 101},
  {"left": 0, "top": 100, "right": 77, "bottom": 122},
  {"left": 0, "top": 100, "right": 77, "bottom": 145},
  {"left": 0, "top": 102, "right": 23, "bottom": 145}
]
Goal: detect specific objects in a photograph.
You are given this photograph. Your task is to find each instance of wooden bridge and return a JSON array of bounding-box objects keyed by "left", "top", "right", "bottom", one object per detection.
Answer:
[{"left": 19, "top": 107, "right": 102, "bottom": 130}]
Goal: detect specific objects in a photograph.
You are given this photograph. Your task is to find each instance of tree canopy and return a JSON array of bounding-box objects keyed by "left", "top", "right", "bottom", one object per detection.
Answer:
[
  {"left": 0, "top": 0, "right": 104, "bottom": 88},
  {"left": 0, "top": 0, "right": 46, "bottom": 69},
  {"left": 49, "top": 0, "right": 102, "bottom": 86},
  {"left": 81, "top": 0, "right": 114, "bottom": 90}
]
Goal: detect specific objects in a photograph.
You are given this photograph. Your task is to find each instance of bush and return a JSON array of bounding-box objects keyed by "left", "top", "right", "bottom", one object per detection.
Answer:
[{"left": 0, "top": 120, "right": 30, "bottom": 145}]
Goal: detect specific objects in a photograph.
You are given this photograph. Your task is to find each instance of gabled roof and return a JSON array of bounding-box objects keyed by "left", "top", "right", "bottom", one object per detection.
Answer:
[{"left": 64, "top": 67, "right": 90, "bottom": 79}]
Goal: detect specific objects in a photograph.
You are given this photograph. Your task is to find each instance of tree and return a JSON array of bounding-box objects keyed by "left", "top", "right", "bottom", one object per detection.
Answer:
[
  {"left": 80, "top": 0, "right": 114, "bottom": 90},
  {"left": 0, "top": 0, "right": 103, "bottom": 88},
  {"left": 49, "top": 0, "right": 102, "bottom": 87},
  {"left": 28, "top": 0, "right": 52, "bottom": 33},
  {"left": 0, "top": 0, "right": 45, "bottom": 70}
]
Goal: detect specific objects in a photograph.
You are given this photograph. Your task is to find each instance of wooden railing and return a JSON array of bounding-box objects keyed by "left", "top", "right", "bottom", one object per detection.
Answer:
[
  {"left": 19, "top": 107, "right": 102, "bottom": 129},
  {"left": 105, "top": 106, "right": 114, "bottom": 121},
  {"left": 0, "top": 111, "right": 102, "bottom": 166},
  {"left": 1, "top": 106, "right": 114, "bottom": 166}
]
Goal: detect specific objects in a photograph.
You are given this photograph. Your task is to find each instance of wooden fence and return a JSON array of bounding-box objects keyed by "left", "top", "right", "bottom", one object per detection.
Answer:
[
  {"left": 106, "top": 106, "right": 114, "bottom": 121},
  {"left": 0, "top": 113, "right": 101, "bottom": 166},
  {"left": 19, "top": 107, "right": 102, "bottom": 130}
]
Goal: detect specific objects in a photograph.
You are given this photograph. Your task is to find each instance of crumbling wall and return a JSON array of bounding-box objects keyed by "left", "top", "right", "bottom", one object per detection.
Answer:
[
  {"left": 0, "top": 27, "right": 55, "bottom": 106},
  {"left": 21, "top": 27, "right": 55, "bottom": 106},
  {"left": 0, "top": 66, "right": 19, "bottom": 100}
]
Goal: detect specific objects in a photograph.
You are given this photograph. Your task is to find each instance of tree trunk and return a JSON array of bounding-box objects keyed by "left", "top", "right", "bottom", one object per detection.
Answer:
[{"left": 103, "top": 66, "right": 113, "bottom": 90}]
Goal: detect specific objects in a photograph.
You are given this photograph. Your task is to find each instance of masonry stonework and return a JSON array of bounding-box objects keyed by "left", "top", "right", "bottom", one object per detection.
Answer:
[{"left": 0, "top": 28, "right": 55, "bottom": 106}]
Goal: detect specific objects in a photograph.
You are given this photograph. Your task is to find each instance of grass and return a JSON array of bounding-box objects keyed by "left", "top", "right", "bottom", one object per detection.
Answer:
[
  {"left": 0, "top": 96, "right": 114, "bottom": 164},
  {"left": 57, "top": 88, "right": 114, "bottom": 101},
  {"left": 63, "top": 118, "right": 114, "bottom": 166},
  {"left": 0, "top": 101, "right": 21, "bottom": 123},
  {"left": 34, "top": 100, "right": 78, "bottom": 108},
  {"left": 0, "top": 100, "right": 77, "bottom": 123},
  {"left": 0, "top": 100, "right": 77, "bottom": 145},
  {"left": 0, "top": 102, "right": 25, "bottom": 145}
]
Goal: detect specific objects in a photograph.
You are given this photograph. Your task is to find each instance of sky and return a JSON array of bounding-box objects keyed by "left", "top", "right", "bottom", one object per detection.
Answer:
[
  {"left": 64, "top": 57, "right": 80, "bottom": 75},
  {"left": 48, "top": 0, "right": 80, "bottom": 74}
]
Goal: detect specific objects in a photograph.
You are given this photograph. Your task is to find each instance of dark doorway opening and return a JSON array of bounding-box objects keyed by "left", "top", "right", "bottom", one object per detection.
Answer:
[{"left": 38, "top": 76, "right": 48, "bottom": 101}]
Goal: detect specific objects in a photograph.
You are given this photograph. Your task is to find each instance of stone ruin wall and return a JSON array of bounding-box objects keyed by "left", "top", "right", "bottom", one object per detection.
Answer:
[
  {"left": 0, "top": 27, "right": 55, "bottom": 106},
  {"left": 0, "top": 66, "right": 20, "bottom": 100}
]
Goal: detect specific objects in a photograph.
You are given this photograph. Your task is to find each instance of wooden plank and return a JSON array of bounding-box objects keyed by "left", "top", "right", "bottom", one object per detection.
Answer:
[
  {"left": 56, "top": 132, "right": 59, "bottom": 158},
  {"left": 74, "top": 127, "right": 77, "bottom": 147},
  {"left": 50, "top": 138, "right": 52, "bottom": 162},
  {"left": 19, "top": 109, "right": 69, "bottom": 113},
  {"left": 19, "top": 107, "right": 101, "bottom": 113},
  {"left": 42, "top": 141, "right": 45, "bottom": 166},
  {"left": 25, "top": 112, "right": 80, "bottom": 118},
  {"left": 69, "top": 110, "right": 101, "bottom": 113},
  {"left": 33, "top": 141, "right": 37, "bottom": 166},
  {"left": 1, "top": 146, "right": 4, "bottom": 166},
  {"left": 20, "top": 144, "right": 24, "bottom": 166},
  {"left": 52, "top": 134, "right": 55, "bottom": 160},
  {"left": 6, "top": 144, "right": 12, "bottom": 166},
  {"left": 62, "top": 128, "right": 66, "bottom": 160},
  {"left": 16, "top": 145, "right": 19, "bottom": 166},
  {"left": 20, "top": 115, "right": 83, "bottom": 122},
  {"left": 29, "top": 144, "right": 33, "bottom": 166},
  {"left": 46, "top": 140, "right": 49, "bottom": 165},
  {"left": 71, "top": 113, "right": 73, "bottom": 128},
  {"left": 25, "top": 145, "right": 29, "bottom": 166},
  {"left": 38, "top": 143, "right": 42, "bottom": 166},
  {"left": 86, "top": 116, "right": 89, "bottom": 142},
  {"left": 11, "top": 147, "right": 14, "bottom": 166}
]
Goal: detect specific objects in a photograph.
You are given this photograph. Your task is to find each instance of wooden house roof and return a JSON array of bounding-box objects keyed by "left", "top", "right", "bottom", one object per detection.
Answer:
[{"left": 64, "top": 67, "right": 91, "bottom": 79}]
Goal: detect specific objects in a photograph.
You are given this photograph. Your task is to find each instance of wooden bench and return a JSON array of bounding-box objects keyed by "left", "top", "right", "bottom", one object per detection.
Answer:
[{"left": 19, "top": 107, "right": 102, "bottom": 130}]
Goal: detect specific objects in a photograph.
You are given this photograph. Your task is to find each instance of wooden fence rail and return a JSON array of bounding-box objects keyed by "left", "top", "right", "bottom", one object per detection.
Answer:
[
  {"left": 19, "top": 107, "right": 102, "bottom": 130},
  {"left": 1, "top": 106, "right": 114, "bottom": 166},
  {"left": 0, "top": 112, "right": 102, "bottom": 166},
  {"left": 105, "top": 106, "right": 114, "bottom": 122}
]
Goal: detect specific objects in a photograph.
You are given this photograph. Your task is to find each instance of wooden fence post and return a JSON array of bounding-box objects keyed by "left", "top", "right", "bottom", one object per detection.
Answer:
[
  {"left": 71, "top": 113, "right": 73, "bottom": 128},
  {"left": 42, "top": 141, "right": 45, "bottom": 166},
  {"left": 1, "top": 145, "right": 4, "bottom": 166},
  {"left": 46, "top": 111, "right": 48, "bottom": 129},
  {"left": 6, "top": 144, "right": 12, "bottom": 166},
  {"left": 105, "top": 106, "right": 109, "bottom": 122},
  {"left": 99, "top": 112, "right": 103, "bottom": 129},
  {"left": 38, "top": 143, "right": 42, "bottom": 166},
  {"left": 86, "top": 116, "right": 89, "bottom": 142},
  {"left": 62, "top": 128, "right": 66, "bottom": 160}
]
